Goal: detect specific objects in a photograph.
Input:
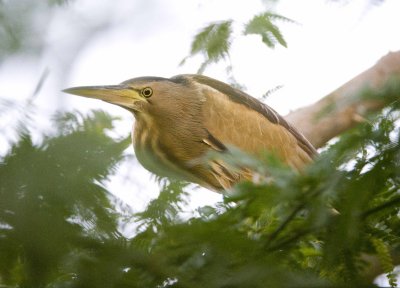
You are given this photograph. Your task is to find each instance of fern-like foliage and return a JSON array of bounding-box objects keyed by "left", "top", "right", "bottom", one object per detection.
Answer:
[
  {"left": 372, "top": 238, "right": 397, "bottom": 287},
  {"left": 181, "top": 20, "right": 233, "bottom": 74},
  {"left": 182, "top": 11, "right": 293, "bottom": 74},
  {"left": 0, "top": 109, "right": 130, "bottom": 287},
  {"left": 244, "top": 12, "right": 295, "bottom": 48}
]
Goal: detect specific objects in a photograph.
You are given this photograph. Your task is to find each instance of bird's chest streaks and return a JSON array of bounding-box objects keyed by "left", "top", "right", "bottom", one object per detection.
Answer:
[
  {"left": 132, "top": 118, "right": 211, "bottom": 185},
  {"left": 135, "top": 139, "right": 179, "bottom": 179},
  {"left": 133, "top": 120, "right": 177, "bottom": 179}
]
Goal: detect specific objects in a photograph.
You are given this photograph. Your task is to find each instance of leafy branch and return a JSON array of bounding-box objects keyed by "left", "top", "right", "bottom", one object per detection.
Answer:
[
  {"left": 181, "top": 11, "right": 293, "bottom": 74},
  {"left": 244, "top": 12, "right": 296, "bottom": 48}
]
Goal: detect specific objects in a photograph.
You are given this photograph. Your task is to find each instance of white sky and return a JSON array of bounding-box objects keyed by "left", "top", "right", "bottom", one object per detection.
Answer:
[{"left": 0, "top": 1, "right": 399, "bottom": 285}]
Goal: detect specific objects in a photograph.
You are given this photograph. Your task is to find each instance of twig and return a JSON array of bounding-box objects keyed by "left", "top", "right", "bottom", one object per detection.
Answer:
[
  {"left": 266, "top": 203, "right": 305, "bottom": 244},
  {"left": 362, "top": 194, "right": 400, "bottom": 219},
  {"left": 266, "top": 227, "right": 315, "bottom": 252}
]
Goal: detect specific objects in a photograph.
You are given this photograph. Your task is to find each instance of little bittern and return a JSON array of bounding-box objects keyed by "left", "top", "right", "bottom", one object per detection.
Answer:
[{"left": 64, "top": 74, "right": 317, "bottom": 191}]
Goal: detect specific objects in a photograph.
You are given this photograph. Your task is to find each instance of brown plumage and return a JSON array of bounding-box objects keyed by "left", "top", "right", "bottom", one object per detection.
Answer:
[{"left": 63, "top": 74, "right": 317, "bottom": 192}]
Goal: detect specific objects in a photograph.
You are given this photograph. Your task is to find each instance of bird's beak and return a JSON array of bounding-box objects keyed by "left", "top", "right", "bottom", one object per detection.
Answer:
[{"left": 62, "top": 84, "right": 145, "bottom": 110}]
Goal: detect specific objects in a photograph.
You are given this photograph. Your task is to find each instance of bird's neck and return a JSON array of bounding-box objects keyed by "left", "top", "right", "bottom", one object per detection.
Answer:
[{"left": 132, "top": 112, "right": 158, "bottom": 151}]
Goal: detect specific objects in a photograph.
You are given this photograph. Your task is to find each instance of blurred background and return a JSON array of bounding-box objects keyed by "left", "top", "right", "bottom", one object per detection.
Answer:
[{"left": 1, "top": 0, "right": 399, "bottom": 218}]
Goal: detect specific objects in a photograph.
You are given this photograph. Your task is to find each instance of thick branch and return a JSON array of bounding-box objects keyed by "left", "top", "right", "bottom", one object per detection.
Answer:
[
  {"left": 284, "top": 51, "right": 400, "bottom": 282},
  {"left": 285, "top": 51, "right": 400, "bottom": 148}
]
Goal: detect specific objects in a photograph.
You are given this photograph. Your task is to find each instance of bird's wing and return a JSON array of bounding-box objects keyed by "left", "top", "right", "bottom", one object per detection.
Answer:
[
  {"left": 190, "top": 75, "right": 317, "bottom": 170},
  {"left": 200, "top": 130, "right": 254, "bottom": 190}
]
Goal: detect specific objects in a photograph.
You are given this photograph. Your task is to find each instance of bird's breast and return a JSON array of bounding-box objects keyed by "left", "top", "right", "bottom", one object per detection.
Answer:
[
  {"left": 133, "top": 120, "right": 176, "bottom": 179},
  {"left": 132, "top": 119, "right": 210, "bottom": 185}
]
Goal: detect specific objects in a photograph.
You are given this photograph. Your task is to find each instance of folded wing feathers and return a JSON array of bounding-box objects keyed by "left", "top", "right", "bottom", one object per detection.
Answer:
[{"left": 188, "top": 74, "right": 318, "bottom": 159}]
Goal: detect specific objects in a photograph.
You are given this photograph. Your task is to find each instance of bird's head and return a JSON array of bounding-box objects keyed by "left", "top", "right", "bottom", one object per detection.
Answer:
[{"left": 63, "top": 76, "right": 198, "bottom": 120}]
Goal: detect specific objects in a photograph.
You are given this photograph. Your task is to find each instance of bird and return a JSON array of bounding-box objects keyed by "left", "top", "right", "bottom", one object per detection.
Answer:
[{"left": 63, "top": 74, "right": 317, "bottom": 192}]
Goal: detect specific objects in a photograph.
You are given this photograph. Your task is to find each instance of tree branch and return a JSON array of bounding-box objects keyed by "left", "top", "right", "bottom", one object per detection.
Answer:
[
  {"left": 284, "top": 52, "right": 400, "bottom": 282},
  {"left": 285, "top": 51, "right": 400, "bottom": 148}
]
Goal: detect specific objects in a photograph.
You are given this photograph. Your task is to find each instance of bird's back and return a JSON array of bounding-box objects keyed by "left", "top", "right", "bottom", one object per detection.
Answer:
[
  {"left": 179, "top": 74, "right": 317, "bottom": 160},
  {"left": 168, "top": 74, "right": 317, "bottom": 190}
]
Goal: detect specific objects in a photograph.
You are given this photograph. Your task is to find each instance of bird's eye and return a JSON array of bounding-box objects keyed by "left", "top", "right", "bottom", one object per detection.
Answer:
[{"left": 141, "top": 87, "right": 153, "bottom": 98}]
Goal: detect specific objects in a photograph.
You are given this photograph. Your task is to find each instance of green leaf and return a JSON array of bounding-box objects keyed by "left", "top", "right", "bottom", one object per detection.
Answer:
[
  {"left": 244, "top": 12, "right": 294, "bottom": 48},
  {"left": 0, "top": 109, "right": 128, "bottom": 286},
  {"left": 182, "top": 20, "right": 233, "bottom": 73}
]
